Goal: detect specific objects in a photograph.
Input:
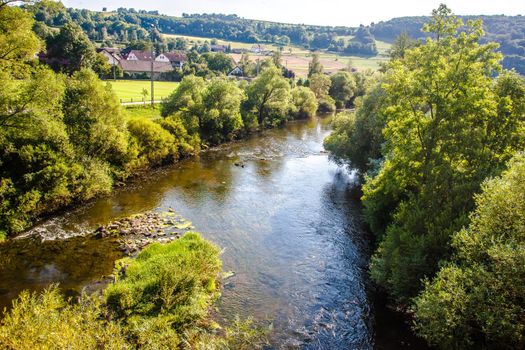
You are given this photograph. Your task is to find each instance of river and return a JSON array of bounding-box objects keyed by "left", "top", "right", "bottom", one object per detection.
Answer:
[{"left": 0, "top": 116, "right": 427, "bottom": 349}]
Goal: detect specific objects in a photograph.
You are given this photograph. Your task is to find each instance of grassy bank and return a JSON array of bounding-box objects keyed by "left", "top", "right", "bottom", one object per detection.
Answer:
[{"left": 0, "top": 232, "right": 265, "bottom": 348}]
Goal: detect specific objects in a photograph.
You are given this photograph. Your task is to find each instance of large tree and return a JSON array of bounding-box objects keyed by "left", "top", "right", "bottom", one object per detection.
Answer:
[
  {"left": 0, "top": 5, "right": 41, "bottom": 75},
  {"left": 45, "top": 21, "right": 96, "bottom": 73},
  {"left": 329, "top": 71, "right": 356, "bottom": 109},
  {"left": 201, "top": 78, "right": 245, "bottom": 144},
  {"left": 361, "top": 5, "right": 525, "bottom": 302},
  {"left": 244, "top": 65, "right": 291, "bottom": 126}
]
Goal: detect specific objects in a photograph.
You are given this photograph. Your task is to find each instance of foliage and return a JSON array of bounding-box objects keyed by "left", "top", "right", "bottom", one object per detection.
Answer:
[
  {"left": 126, "top": 118, "right": 177, "bottom": 170},
  {"left": 105, "top": 232, "right": 222, "bottom": 331},
  {"left": 344, "top": 26, "right": 378, "bottom": 56},
  {"left": 308, "top": 73, "right": 335, "bottom": 113},
  {"left": 162, "top": 76, "right": 244, "bottom": 145},
  {"left": 0, "top": 233, "right": 267, "bottom": 349},
  {"left": 0, "top": 5, "right": 41, "bottom": 76},
  {"left": 290, "top": 86, "right": 318, "bottom": 119},
  {"left": 162, "top": 75, "right": 206, "bottom": 133},
  {"left": 371, "top": 13, "right": 525, "bottom": 74},
  {"left": 324, "top": 83, "right": 387, "bottom": 174},
  {"left": 308, "top": 73, "right": 331, "bottom": 99},
  {"left": 414, "top": 153, "right": 525, "bottom": 349},
  {"left": 63, "top": 69, "right": 129, "bottom": 167},
  {"left": 201, "top": 78, "right": 245, "bottom": 144},
  {"left": 307, "top": 52, "right": 323, "bottom": 77},
  {"left": 45, "top": 22, "right": 96, "bottom": 74},
  {"left": 364, "top": 6, "right": 524, "bottom": 303},
  {"left": 329, "top": 71, "right": 356, "bottom": 109},
  {"left": 0, "top": 286, "right": 129, "bottom": 350},
  {"left": 39, "top": 7, "right": 354, "bottom": 52},
  {"left": 202, "top": 52, "right": 235, "bottom": 74},
  {"left": 244, "top": 65, "right": 292, "bottom": 127}
]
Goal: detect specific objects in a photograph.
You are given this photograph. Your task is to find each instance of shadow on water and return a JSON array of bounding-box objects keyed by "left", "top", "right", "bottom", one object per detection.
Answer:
[{"left": 0, "top": 115, "right": 429, "bottom": 349}]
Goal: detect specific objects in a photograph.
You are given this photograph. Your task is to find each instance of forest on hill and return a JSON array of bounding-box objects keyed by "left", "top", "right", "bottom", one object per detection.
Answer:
[
  {"left": 31, "top": 2, "right": 525, "bottom": 72},
  {"left": 371, "top": 15, "right": 525, "bottom": 74},
  {"left": 32, "top": 3, "right": 377, "bottom": 55}
]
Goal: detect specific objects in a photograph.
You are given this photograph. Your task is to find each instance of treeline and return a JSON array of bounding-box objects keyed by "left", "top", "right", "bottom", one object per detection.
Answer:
[
  {"left": 371, "top": 14, "right": 525, "bottom": 75},
  {"left": 325, "top": 5, "right": 525, "bottom": 349},
  {"left": 29, "top": 1, "right": 378, "bottom": 55}
]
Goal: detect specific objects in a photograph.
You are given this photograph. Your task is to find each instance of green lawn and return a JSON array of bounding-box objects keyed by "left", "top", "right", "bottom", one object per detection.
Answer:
[
  {"left": 105, "top": 80, "right": 179, "bottom": 103},
  {"left": 123, "top": 105, "right": 162, "bottom": 120}
]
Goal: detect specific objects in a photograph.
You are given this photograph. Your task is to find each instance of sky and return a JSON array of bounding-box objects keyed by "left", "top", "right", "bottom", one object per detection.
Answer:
[{"left": 61, "top": 0, "right": 524, "bottom": 27}]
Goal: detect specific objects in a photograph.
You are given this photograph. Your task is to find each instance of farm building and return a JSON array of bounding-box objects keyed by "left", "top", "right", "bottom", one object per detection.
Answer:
[{"left": 119, "top": 60, "right": 173, "bottom": 79}]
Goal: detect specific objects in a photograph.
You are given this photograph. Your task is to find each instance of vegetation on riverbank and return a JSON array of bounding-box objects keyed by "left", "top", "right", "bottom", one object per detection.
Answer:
[
  {"left": 324, "top": 5, "right": 525, "bottom": 349},
  {"left": 0, "top": 1, "right": 367, "bottom": 239},
  {"left": 0, "top": 232, "right": 266, "bottom": 349}
]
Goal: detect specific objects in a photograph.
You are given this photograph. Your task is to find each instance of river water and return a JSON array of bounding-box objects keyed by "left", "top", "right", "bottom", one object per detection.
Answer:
[{"left": 0, "top": 116, "right": 427, "bottom": 349}]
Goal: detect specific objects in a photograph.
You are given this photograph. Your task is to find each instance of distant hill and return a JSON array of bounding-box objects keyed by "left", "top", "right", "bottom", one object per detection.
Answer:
[
  {"left": 371, "top": 15, "right": 525, "bottom": 74},
  {"left": 32, "top": 3, "right": 525, "bottom": 74}
]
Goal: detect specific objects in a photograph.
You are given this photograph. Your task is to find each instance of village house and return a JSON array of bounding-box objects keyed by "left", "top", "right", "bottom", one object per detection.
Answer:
[
  {"left": 123, "top": 50, "right": 154, "bottom": 61},
  {"left": 227, "top": 66, "right": 243, "bottom": 77},
  {"left": 251, "top": 44, "right": 265, "bottom": 54},
  {"left": 155, "top": 51, "right": 187, "bottom": 69},
  {"left": 96, "top": 47, "right": 121, "bottom": 66}
]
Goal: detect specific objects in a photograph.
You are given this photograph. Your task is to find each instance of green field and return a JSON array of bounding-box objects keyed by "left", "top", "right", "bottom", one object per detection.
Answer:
[
  {"left": 105, "top": 80, "right": 179, "bottom": 102},
  {"left": 164, "top": 33, "right": 390, "bottom": 74},
  {"left": 123, "top": 105, "right": 162, "bottom": 120}
]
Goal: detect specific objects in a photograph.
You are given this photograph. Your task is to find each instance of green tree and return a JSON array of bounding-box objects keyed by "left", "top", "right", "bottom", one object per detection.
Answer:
[
  {"left": 161, "top": 75, "right": 206, "bottom": 134},
  {"left": 323, "top": 83, "right": 387, "bottom": 174},
  {"left": 244, "top": 65, "right": 291, "bottom": 126},
  {"left": 414, "top": 153, "right": 525, "bottom": 349},
  {"left": 46, "top": 22, "right": 96, "bottom": 73},
  {"left": 0, "top": 5, "right": 41, "bottom": 76},
  {"left": 362, "top": 5, "right": 524, "bottom": 303},
  {"left": 63, "top": 69, "right": 128, "bottom": 167},
  {"left": 389, "top": 32, "right": 417, "bottom": 60},
  {"left": 309, "top": 73, "right": 335, "bottom": 112},
  {"left": 201, "top": 78, "right": 245, "bottom": 144},
  {"left": 290, "top": 86, "right": 318, "bottom": 119},
  {"left": 202, "top": 52, "right": 234, "bottom": 74},
  {"left": 308, "top": 52, "right": 323, "bottom": 77},
  {"left": 329, "top": 71, "right": 356, "bottom": 108}
]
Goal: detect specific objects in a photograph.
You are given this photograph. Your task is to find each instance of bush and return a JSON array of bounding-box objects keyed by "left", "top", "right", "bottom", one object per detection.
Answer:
[
  {"left": 290, "top": 86, "right": 318, "bottom": 119},
  {"left": 414, "top": 154, "right": 525, "bottom": 349},
  {"left": 317, "top": 96, "right": 336, "bottom": 113},
  {"left": 105, "top": 232, "right": 222, "bottom": 331},
  {"left": 0, "top": 286, "right": 128, "bottom": 349},
  {"left": 125, "top": 118, "right": 177, "bottom": 171}
]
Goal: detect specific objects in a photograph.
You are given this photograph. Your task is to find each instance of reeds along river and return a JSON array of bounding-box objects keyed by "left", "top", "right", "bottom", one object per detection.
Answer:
[{"left": 0, "top": 115, "right": 427, "bottom": 349}]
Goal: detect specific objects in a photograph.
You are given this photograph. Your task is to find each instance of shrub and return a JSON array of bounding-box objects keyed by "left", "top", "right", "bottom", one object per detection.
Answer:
[
  {"left": 105, "top": 232, "right": 222, "bottom": 332},
  {"left": 290, "top": 86, "right": 318, "bottom": 119},
  {"left": 125, "top": 118, "right": 177, "bottom": 171},
  {"left": 0, "top": 286, "right": 129, "bottom": 349}
]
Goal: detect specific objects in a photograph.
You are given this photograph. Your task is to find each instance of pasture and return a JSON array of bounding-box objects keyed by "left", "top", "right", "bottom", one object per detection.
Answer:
[{"left": 104, "top": 80, "right": 179, "bottom": 103}]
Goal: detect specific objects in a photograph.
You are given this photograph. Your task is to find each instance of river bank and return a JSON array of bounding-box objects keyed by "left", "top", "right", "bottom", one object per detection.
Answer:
[{"left": 0, "top": 116, "right": 427, "bottom": 349}]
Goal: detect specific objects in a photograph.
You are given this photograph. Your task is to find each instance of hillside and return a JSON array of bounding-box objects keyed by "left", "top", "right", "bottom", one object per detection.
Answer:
[{"left": 32, "top": 3, "right": 525, "bottom": 74}]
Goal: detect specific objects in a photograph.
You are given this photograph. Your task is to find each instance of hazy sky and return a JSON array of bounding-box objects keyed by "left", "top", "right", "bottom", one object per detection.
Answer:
[{"left": 61, "top": 0, "right": 524, "bottom": 27}]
